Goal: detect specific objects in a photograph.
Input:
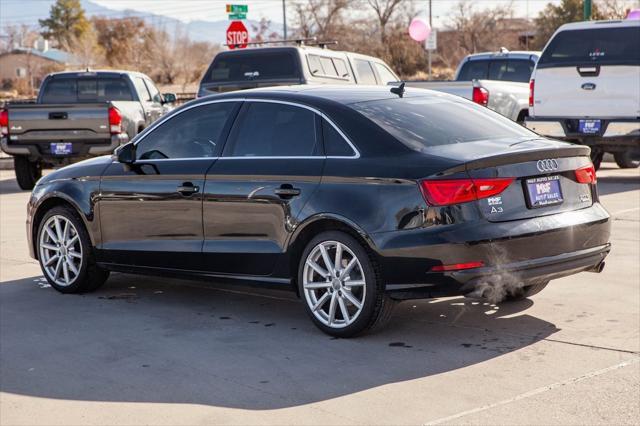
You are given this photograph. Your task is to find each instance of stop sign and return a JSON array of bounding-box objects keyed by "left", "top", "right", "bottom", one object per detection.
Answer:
[{"left": 226, "top": 20, "right": 249, "bottom": 49}]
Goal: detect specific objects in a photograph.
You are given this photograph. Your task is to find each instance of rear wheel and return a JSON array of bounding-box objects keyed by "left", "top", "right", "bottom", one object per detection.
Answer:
[
  {"left": 590, "top": 150, "right": 604, "bottom": 171},
  {"left": 298, "top": 231, "right": 395, "bottom": 337},
  {"left": 37, "top": 206, "right": 109, "bottom": 293},
  {"left": 14, "top": 156, "right": 42, "bottom": 190},
  {"left": 507, "top": 281, "right": 549, "bottom": 301},
  {"left": 614, "top": 151, "right": 640, "bottom": 169}
]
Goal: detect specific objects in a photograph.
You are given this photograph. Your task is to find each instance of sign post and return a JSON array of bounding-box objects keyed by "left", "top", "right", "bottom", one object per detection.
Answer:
[{"left": 226, "top": 20, "right": 249, "bottom": 49}]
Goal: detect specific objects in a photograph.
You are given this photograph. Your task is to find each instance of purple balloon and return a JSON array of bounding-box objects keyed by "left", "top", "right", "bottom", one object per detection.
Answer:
[
  {"left": 409, "top": 18, "right": 431, "bottom": 42},
  {"left": 627, "top": 8, "right": 640, "bottom": 20}
]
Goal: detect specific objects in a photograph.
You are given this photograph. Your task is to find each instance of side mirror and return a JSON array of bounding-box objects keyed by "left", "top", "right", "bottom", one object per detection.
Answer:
[
  {"left": 115, "top": 142, "right": 136, "bottom": 164},
  {"left": 162, "top": 93, "right": 177, "bottom": 104}
]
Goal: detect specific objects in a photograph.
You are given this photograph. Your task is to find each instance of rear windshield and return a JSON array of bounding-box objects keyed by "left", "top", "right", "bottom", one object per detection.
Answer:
[
  {"left": 40, "top": 77, "right": 133, "bottom": 103},
  {"left": 352, "top": 96, "right": 534, "bottom": 151},
  {"left": 457, "top": 59, "right": 534, "bottom": 82},
  {"left": 538, "top": 26, "right": 640, "bottom": 67},
  {"left": 202, "top": 51, "right": 300, "bottom": 83}
]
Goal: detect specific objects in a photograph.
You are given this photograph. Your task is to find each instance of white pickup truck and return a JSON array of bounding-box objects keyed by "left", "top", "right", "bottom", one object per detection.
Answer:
[
  {"left": 406, "top": 50, "right": 540, "bottom": 123},
  {"left": 525, "top": 19, "right": 640, "bottom": 169}
]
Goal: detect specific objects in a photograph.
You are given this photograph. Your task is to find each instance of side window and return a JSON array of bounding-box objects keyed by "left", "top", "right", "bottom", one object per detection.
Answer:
[
  {"left": 354, "top": 60, "right": 378, "bottom": 85},
  {"left": 226, "top": 102, "right": 319, "bottom": 157},
  {"left": 319, "top": 56, "right": 338, "bottom": 77},
  {"left": 333, "top": 58, "right": 349, "bottom": 78},
  {"left": 136, "top": 102, "right": 236, "bottom": 160},
  {"left": 457, "top": 60, "right": 489, "bottom": 81},
  {"left": 373, "top": 63, "right": 398, "bottom": 84},
  {"left": 308, "top": 55, "right": 322, "bottom": 75},
  {"left": 133, "top": 77, "right": 151, "bottom": 102},
  {"left": 143, "top": 79, "right": 161, "bottom": 103},
  {"left": 322, "top": 119, "right": 355, "bottom": 157}
]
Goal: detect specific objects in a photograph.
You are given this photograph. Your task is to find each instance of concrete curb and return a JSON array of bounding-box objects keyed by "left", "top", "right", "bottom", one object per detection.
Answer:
[{"left": 0, "top": 157, "right": 13, "bottom": 170}]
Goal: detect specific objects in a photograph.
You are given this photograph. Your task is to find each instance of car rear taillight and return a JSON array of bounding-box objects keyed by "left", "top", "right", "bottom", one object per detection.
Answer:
[
  {"left": 431, "top": 261, "right": 484, "bottom": 272},
  {"left": 529, "top": 79, "right": 535, "bottom": 107},
  {"left": 575, "top": 164, "right": 597, "bottom": 184},
  {"left": 0, "top": 109, "right": 8, "bottom": 136},
  {"left": 472, "top": 86, "right": 489, "bottom": 107},
  {"left": 420, "top": 177, "right": 514, "bottom": 207},
  {"left": 108, "top": 106, "right": 122, "bottom": 134}
]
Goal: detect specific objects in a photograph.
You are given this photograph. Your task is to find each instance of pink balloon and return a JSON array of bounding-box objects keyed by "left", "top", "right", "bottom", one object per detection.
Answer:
[
  {"left": 627, "top": 8, "right": 640, "bottom": 20},
  {"left": 409, "top": 18, "right": 431, "bottom": 42}
]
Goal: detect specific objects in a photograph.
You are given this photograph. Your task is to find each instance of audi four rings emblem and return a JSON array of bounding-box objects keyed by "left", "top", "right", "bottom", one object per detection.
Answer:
[{"left": 537, "top": 159, "right": 559, "bottom": 172}]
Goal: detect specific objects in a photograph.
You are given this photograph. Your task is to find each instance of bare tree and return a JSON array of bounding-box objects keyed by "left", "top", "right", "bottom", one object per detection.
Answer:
[
  {"left": 292, "top": 0, "right": 353, "bottom": 39},
  {"left": 367, "top": 0, "right": 404, "bottom": 43}
]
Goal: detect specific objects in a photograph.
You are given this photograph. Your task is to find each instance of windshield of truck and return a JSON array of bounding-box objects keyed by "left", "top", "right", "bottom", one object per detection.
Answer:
[
  {"left": 40, "top": 77, "right": 134, "bottom": 103},
  {"left": 538, "top": 26, "right": 640, "bottom": 67},
  {"left": 353, "top": 96, "right": 534, "bottom": 151},
  {"left": 202, "top": 51, "right": 300, "bottom": 84}
]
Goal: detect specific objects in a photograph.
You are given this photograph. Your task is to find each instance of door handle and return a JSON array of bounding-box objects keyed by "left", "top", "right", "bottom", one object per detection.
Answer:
[
  {"left": 274, "top": 184, "right": 301, "bottom": 198},
  {"left": 177, "top": 182, "right": 199, "bottom": 196}
]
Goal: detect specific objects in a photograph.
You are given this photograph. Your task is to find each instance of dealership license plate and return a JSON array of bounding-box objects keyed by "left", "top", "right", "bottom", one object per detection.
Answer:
[
  {"left": 50, "top": 142, "right": 72, "bottom": 155},
  {"left": 526, "top": 175, "right": 563, "bottom": 208},
  {"left": 578, "top": 119, "right": 601, "bottom": 134}
]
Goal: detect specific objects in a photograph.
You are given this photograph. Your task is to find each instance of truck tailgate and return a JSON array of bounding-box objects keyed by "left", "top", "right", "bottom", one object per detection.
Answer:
[{"left": 7, "top": 103, "right": 111, "bottom": 142}]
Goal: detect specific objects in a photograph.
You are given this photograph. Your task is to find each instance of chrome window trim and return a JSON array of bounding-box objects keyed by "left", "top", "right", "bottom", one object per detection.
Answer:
[{"left": 131, "top": 96, "right": 360, "bottom": 160}]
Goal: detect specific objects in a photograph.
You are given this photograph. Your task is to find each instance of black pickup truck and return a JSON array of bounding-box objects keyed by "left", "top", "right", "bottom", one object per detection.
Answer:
[{"left": 0, "top": 70, "right": 175, "bottom": 189}]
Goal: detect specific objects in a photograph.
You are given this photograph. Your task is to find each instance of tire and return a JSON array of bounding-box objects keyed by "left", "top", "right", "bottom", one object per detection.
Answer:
[
  {"left": 37, "top": 205, "right": 109, "bottom": 294},
  {"left": 506, "top": 281, "right": 549, "bottom": 301},
  {"left": 14, "top": 156, "right": 42, "bottom": 190},
  {"left": 590, "top": 150, "right": 604, "bottom": 171},
  {"left": 298, "top": 231, "right": 395, "bottom": 337},
  {"left": 614, "top": 151, "right": 640, "bottom": 169}
]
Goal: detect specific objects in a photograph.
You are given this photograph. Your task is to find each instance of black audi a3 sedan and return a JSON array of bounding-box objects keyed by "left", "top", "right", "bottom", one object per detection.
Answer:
[{"left": 26, "top": 85, "right": 611, "bottom": 337}]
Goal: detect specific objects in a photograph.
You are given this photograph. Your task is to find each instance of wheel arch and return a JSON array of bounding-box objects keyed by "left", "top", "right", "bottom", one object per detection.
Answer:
[
  {"left": 285, "top": 214, "right": 379, "bottom": 294},
  {"left": 31, "top": 193, "right": 94, "bottom": 260}
]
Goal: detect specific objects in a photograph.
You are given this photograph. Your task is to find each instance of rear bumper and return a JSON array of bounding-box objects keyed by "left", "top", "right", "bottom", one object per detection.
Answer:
[
  {"left": 0, "top": 133, "right": 128, "bottom": 160},
  {"left": 524, "top": 117, "right": 639, "bottom": 151},
  {"left": 372, "top": 203, "right": 611, "bottom": 298}
]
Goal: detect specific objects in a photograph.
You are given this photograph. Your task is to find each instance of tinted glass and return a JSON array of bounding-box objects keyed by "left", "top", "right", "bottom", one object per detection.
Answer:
[
  {"left": 41, "top": 77, "right": 133, "bottom": 103},
  {"left": 538, "top": 27, "right": 640, "bottom": 67},
  {"left": 136, "top": 102, "right": 235, "bottom": 160},
  {"left": 487, "top": 59, "right": 533, "bottom": 82},
  {"left": 353, "top": 97, "right": 534, "bottom": 152},
  {"left": 354, "top": 60, "right": 378, "bottom": 85},
  {"left": 133, "top": 77, "right": 151, "bottom": 101},
  {"left": 203, "top": 51, "right": 299, "bottom": 83},
  {"left": 323, "top": 119, "right": 354, "bottom": 156},
  {"left": 456, "top": 60, "right": 489, "bottom": 81},
  {"left": 227, "top": 102, "right": 318, "bottom": 157},
  {"left": 374, "top": 62, "right": 398, "bottom": 84}
]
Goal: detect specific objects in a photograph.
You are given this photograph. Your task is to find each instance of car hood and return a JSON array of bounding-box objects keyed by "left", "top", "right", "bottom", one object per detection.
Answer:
[{"left": 36, "top": 155, "right": 114, "bottom": 187}]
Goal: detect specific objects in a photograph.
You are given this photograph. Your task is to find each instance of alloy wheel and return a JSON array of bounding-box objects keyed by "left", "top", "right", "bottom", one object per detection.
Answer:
[
  {"left": 39, "top": 215, "right": 83, "bottom": 287},
  {"left": 302, "top": 240, "right": 366, "bottom": 328}
]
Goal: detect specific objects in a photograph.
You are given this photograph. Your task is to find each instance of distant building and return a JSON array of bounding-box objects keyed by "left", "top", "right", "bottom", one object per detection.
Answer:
[{"left": 0, "top": 39, "right": 74, "bottom": 95}]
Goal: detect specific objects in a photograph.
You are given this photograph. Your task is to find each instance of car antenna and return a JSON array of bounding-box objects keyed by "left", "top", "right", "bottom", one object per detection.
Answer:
[{"left": 390, "top": 81, "right": 405, "bottom": 98}]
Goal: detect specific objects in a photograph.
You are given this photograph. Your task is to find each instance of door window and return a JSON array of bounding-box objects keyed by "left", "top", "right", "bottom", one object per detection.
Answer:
[
  {"left": 354, "top": 60, "right": 378, "bottom": 85},
  {"left": 143, "top": 79, "right": 162, "bottom": 103},
  {"left": 225, "top": 102, "right": 319, "bottom": 157},
  {"left": 134, "top": 77, "right": 152, "bottom": 101},
  {"left": 136, "top": 102, "right": 236, "bottom": 160},
  {"left": 373, "top": 62, "right": 398, "bottom": 84},
  {"left": 322, "top": 119, "right": 355, "bottom": 157}
]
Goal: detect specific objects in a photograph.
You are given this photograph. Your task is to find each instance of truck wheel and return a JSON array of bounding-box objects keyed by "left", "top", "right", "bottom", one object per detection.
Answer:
[
  {"left": 14, "top": 156, "right": 42, "bottom": 190},
  {"left": 590, "top": 151, "right": 603, "bottom": 171},
  {"left": 613, "top": 151, "right": 639, "bottom": 169}
]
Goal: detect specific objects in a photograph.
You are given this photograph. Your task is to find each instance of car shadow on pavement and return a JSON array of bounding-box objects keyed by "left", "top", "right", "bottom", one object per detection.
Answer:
[
  {"left": 0, "top": 178, "right": 25, "bottom": 195},
  {"left": 0, "top": 273, "right": 558, "bottom": 410}
]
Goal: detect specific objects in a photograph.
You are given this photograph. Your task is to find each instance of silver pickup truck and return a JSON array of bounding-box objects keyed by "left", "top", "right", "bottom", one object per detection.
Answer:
[
  {"left": 0, "top": 70, "right": 175, "bottom": 189},
  {"left": 405, "top": 50, "right": 540, "bottom": 123}
]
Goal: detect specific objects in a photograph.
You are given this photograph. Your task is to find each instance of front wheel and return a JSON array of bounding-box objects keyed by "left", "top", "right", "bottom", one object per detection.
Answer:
[
  {"left": 614, "top": 151, "right": 640, "bottom": 169},
  {"left": 298, "top": 231, "right": 395, "bottom": 337},
  {"left": 14, "top": 156, "right": 42, "bottom": 190},
  {"left": 37, "top": 206, "right": 109, "bottom": 293}
]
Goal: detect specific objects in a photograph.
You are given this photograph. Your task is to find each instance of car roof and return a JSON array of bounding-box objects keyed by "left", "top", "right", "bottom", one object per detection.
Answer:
[
  {"left": 193, "top": 85, "right": 448, "bottom": 107},
  {"left": 47, "top": 69, "right": 149, "bottom": 78},
  {"left": 557, "top": 19, "right": 639, "bottom": 31},
  {"left": 464, "top": 51, "right": 541, "bottom": 61},
  {"left": 214, "top": 45, "right": 389, "bottom": 63}
]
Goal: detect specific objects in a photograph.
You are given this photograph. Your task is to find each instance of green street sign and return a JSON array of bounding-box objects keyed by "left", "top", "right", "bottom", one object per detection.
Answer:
[
  {"left": 226, "top": 4, "right": 248, "bottom": 13},
  {"left": 228, "top": 13, "right": 247, "bottom": 20}
]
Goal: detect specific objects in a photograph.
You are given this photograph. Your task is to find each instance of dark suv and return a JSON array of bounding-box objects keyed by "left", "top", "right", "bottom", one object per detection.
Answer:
[{"left": 197, "top": 46, "right": 399, "bottom": 96}]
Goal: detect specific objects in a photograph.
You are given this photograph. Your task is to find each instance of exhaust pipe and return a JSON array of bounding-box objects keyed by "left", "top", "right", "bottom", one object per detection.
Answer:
[{"left": 588, "top": 261, "right": 606, "bottom": 273}]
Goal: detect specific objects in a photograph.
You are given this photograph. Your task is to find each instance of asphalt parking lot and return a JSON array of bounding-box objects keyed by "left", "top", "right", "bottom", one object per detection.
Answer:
[{"left": 0, "top": 163, "right": 638, "bottom": 425}]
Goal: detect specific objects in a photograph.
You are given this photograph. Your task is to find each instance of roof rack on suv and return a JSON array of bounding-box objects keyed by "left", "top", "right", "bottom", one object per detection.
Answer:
[{"left": 225, "top": 37, "right": 338, "bottom": 49}]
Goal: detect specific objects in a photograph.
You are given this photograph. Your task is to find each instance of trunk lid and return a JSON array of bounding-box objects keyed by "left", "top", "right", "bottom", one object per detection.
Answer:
[{"left": 428, "top": 138, "right": 594, "bottom": 222}]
